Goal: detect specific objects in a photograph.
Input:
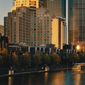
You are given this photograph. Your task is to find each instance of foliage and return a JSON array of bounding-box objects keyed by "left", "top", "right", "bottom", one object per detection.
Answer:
[
  {"left": 42, "top": 53, "right": 50, "bottom": 65},
  {"left": 12, "top": 52, "right": 18, "bottom": 66},
  {"left": 69, "top": 52, "right": 79, "bottom": 63},
  {"left": 51, "top": 52, "right": 60, "bottom": 65},
  {"left": 20, "top": 52, "right": 31, "bottom": 66},
  {"left": 33, "top": 53, "right": 41, "bottom": 66},
  {"left": 1, "top": 48, "right": 8, "bottom": 55},
  {"left": 0, "top": 48, "right": 10, "bottom": 67},
  {"left": 79, "top": 53, "right": 85, "bottom": 62}
]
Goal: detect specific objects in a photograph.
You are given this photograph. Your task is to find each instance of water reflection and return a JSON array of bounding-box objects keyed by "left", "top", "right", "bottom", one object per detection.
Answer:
[
  {"left": 44, "top": 72, "right": 48, "bottom": 83},
  {"left": 2, "top": 70, "right": 85, "bottom": 85},
  {"left": 72, "top": 68, "right": 83, "bottom": 85},
  {"left": 73, "top": 73, "right": 81, "bottom": 85},
  {"left": 51, "top": 71, "right": 65, "bottom": 85},
  {"left": 8, "top": 77, "right": 13, "bottom": 85}
]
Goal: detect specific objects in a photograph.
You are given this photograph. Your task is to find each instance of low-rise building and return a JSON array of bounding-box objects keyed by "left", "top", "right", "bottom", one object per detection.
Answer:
[{"left": 0, "top": 36, "right": 8, "bottom": 51}]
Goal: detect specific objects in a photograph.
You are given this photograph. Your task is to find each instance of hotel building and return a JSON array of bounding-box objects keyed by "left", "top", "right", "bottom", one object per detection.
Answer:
[
  {"left": 4, "top": 0, "right": 65, "bottom": 49},
  {"left": 4, "top": 6, "right": 52, "bottom": 46}
]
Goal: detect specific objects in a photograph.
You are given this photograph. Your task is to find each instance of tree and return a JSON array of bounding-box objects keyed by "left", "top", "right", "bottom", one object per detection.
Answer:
[
  {"left": 1, "top": 48, "right": 9, "bottom": 67},
  {"left": 22, "top": 52, "right": 31, "bottom": 67},
  {"left": 12, "top": 52, "right": 18, "bottom": 66},
  {"left": 1, "top": 48, "right": 8, "bottom": 55},
  {"left": 42, "top": 53, "right": 50, "bottom": 65},
  {"left": 33, "top": 53, "right": 41, "bottom": 66},
  {"left": 79, "top": 53, "right": 85, "bottom": 62},
  {"left": 51, "top": 52, "right": 60, "bottom": 65},
  {"left": 69, "top": 52, "right": 79, "bottom": 64}
]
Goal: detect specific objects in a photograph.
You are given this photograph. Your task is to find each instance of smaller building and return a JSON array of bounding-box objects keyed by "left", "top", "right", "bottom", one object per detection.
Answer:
[
  {"left": 0, "top": 25, "right": 4, "bottom": 36},
  {"left": 52, "top": 16, "right": 66, "bottom": 49},
  {"left": 0, "top": 36, "right": 8, "bottom": 51},
  {"left": 71, "top": 42, "right": 85, "bottom": 53}
]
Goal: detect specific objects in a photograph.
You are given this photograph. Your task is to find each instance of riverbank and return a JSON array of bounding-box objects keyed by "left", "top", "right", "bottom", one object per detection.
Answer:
[{"left": 0, "top": 67, "right": 72, "bottom": 78}]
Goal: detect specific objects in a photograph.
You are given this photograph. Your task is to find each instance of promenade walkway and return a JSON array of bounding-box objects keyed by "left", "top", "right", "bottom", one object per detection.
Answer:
[{"left": 0, "top": 67, "right": 71, "bottom": 78}]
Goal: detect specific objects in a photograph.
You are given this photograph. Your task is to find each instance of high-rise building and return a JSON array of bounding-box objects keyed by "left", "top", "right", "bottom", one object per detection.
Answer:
[
  {"left": 42, "top": 0, "right": 66, "bottom": 18},
  {"left": 4, "top": 6, "right": 65, "bottom": 49},
  {"left": 11, "top": 0, "right": 39, "bottom": 11},
  {"left": 4, "top": 7, "right": 52, "bottom": 46},
  {"left": 68, "top": 0, "right": 85, "bottom": 44}
]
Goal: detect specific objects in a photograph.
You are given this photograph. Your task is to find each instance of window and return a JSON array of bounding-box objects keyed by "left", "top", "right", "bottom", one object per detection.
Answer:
[
  {"left": 14, "top": 17, "right": 16, "bottom": 19},
  {"left": 44, "top": 31, "right": 46, "bottom": 33},
  {"left": 14, "top": 35, "right": 16, "bottom": 37},
  {"left": 47, "top": 17, "right": 49, "bottom": 19},
  {"left": 44, "top": 17, "right": 46, "bottom": 19},
  {"left": 44, "top": 39, "right": 46, "bottom": 41},
  {"left": 44, "top": 42, "right": 46, "bottom": 44}
]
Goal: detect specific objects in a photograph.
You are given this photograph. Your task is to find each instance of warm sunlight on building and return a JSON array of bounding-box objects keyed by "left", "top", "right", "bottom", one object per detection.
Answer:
[
  {"left": 11, "top": 0, "right": 39, "bottom": 11},
  {"left": 0, "top": 25, "right": 4, "bottom": 36},
  {"left": 52, "top": 18, "right": 58, "bottom": 48},
  {"left": 52, "top": 18, "right": 63, "bottom": 49}
]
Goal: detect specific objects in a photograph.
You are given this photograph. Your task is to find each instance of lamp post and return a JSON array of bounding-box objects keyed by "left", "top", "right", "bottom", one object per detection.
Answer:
[
  {"left": 76, "top": 45, "right": 80, "bottom": 52},
  {"left": 76, "top": 45, "right": 80, "bottom": 50}
]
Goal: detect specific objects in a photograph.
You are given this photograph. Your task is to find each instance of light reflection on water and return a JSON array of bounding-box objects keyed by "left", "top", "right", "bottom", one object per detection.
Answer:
[
  {"left": 44, "top": 72, "right": 48, "bottom": 83},
  {"left": 73, "top": 73, "right": 81, "bottom": 85},
  {"left": 8, "top": 77, "right": 12, "bottom": 85},
  {"left": 1, "top": 70, "right": 85, "bottom": 85},
  {"left": 51, "top": 71, "right": 65, "bottom": 85}
]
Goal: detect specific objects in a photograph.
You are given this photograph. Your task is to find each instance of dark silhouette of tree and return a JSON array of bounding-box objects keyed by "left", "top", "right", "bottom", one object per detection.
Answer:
[
  {"left": 51, "top": 52, "right": 60, "bottom": 65},
  {"left": 79, "top": 53, "right": 85, "bottom": 62},
  {"left": 21, "top": 52, "right": 31, "bottom": 67},
  {"left": 42, "top": 53, "right": 50, "bottom": 65},
  {"left": 69, "top": 52, "right": 79, "bottom": 63},
  {"left": 12, "top": 52, "right": 18, "bottom": 66},
  {"left": 33, "top": 53, "right": 41, "bottom": 66}
]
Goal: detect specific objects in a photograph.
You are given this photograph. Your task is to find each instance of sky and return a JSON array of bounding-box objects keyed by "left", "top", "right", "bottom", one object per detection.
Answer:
[{"left": 0, "top": 0, "right": 12, "bottom": 25}]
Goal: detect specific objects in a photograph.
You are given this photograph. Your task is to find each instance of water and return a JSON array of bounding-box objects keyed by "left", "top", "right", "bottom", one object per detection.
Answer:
[{"left": 0, "top": 70, "right": 85, "bottom": 85}]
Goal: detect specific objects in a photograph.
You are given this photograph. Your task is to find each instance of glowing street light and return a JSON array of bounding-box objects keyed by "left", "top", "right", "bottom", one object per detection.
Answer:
[{"left": 76, "top": 45, "right": 80, "bottom": 50}]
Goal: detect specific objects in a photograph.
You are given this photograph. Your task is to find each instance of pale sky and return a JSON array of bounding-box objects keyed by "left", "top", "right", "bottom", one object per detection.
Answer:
[{"left": 0, "top": 0, "right": 12, "bottom": 25}]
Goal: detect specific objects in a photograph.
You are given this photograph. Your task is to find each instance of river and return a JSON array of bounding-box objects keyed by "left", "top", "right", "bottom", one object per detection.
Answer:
[{"left": 0, "top": 70, "right": 85, "bottom": 85}]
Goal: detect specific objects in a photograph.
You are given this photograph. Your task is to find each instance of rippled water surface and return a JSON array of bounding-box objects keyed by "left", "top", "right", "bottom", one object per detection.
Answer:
[{"left": 0, "top": 70, "right": 85, "bottom": 85}]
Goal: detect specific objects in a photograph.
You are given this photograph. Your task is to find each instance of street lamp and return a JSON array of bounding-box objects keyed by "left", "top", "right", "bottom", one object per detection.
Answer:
[{"left": 76, "top": 45, "right": 80, "bottom": 50}]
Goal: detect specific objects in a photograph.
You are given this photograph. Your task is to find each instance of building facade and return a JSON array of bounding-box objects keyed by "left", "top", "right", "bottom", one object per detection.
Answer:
[
  {"left": 4, "top": 7, "right": 52, "bottom": 46},
  {"left": 68, "top": 0, "right": 85, "bottom": 44},
  {"left": 52, "top": 17, "right": 64, "bottom": 49},
  {"left": 42, "top": 0, "right": 66, "bottom": 18},
  {"left": 12, "top": 0, "right": 39, "bottom": 11},
  {"left": 0, "top": 25, "right": 4, "bottom": 36},
  {"left": 4, "top": 0, "right": 65, "bottom": 49}
]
